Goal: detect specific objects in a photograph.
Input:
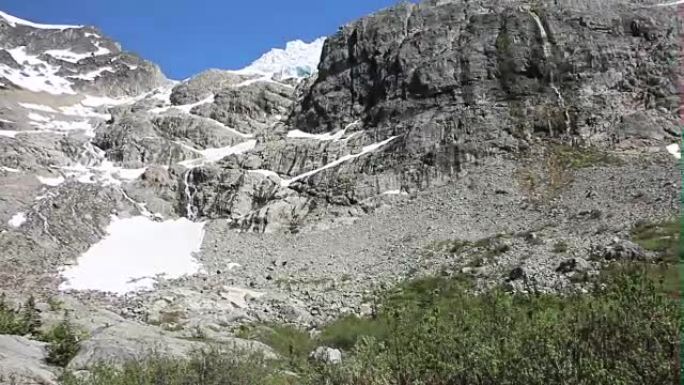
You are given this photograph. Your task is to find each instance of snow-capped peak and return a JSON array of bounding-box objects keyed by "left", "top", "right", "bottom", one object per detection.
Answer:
[
  {"left": 235, "top": 37, "right": 326, "bottom": 80},
  {"left": 0, "top": 10, "right": 82, "bottom": 30}
]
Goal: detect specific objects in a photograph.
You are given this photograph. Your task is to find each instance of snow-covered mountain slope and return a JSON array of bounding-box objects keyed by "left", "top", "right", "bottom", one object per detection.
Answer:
[
  {"left": 0, "top": 10, "right": 341, "bottom": 297},
  {"left": 0, "top": 11, "right": 169, "bottom": 98},
  {"left": 233, "top": 37, "right": 326, "bottom": 80},
  {"left": 0, "top": 10, "right": 82, "bottom": 30}
]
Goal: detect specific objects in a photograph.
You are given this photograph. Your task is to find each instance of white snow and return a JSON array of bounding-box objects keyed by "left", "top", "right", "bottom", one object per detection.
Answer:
[
  {"left": 382, "top": 190, "right": 407, "bottom": 196},
  {"left": 37, "top": 175, "right": 65, "bottom": 186},
  {"left": 654, "top": 0, "right": 684, "bottom": 6},
  {"left": 80, "top": 95, "right": 133, "bottom": 107},
  {"left": 45, "top": 43, "right": 111, "bottom": 64},
  {"left": 287, "top": 129, "right": 347, "bottom": 141},
  {"left": 220, "top": 286, "right": 264, "bottom": 309},
  {"left": 2, "top": 47, "right": 75, "bottom": 95},
  {"left": 27, "top": 113, "right": 50, "bottom": 122},
  {"left": 0, "top": 130, "right": 19, "bottom": 138},
  {"left": 287, "top": 121, "right": 360, "bottom": 141},
  {"left": 0, "top": 166, "right": 20, "bottom": 173},
  {"left": 666, "top": 143, "right": 681, "bottom": 159},
  {"left": 59, "top": 103, "right": 111, "bottom": 120},
  {"left": 234, "top": 38, "right": 326, "bottom": 80},
  {"left": 30, "top": 119, "right": 95, "bottom": 137},
  {"left": 115, "top": 167, "right": 148, "bottom": 180},
  {"left": 68, "top": 66, "right": 115, "bottom": 80},
  {"left": 59, "top": 216, "right": 206, "bottom": 294},
  {"left": 249, "top": 169, "right": 281, "bottom": 180},
  {"left": 150, "top": 94, "right": 215, "bottom": 114},
  {"left": 0, "top": 129, "right": 51, "bottom": 138},
  {"left": 8, "top": 212, "right": 26, "bottom": 228},
  {"left": 180, "top": 140, "right": 257, "bottom": 168},
  {"left": 6, "top": 46, "right": 40, "bottom": 65},
  {"left": 0, "top": 10, "right": 81, "bottom": 30},
  {"left": 19, "top": 103, "right": 58, "bottom": 113},
  {"left": 233, "top": 75, "right": 278, "bottom": 88},
  {"left": 281, "top": 136, "right": 399, "bottom": 187}
]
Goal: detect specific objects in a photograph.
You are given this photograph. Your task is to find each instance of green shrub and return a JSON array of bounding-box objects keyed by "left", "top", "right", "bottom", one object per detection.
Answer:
[
  {"left": 630, "top": 219, "right": 679, "bottom": 261},
  {"left": 236, "top": 324, "right": 314, "bottom": 367},
  {"left": 0, "top": 294, "right": 41, "bottom": 337},
  {"left": 610, "top": 218, "right": 682, "bottom": 296},
  {"left": 43, "top": 317, "right": 82, "bottom": 367},
  {"left": 309, "top": 270, "right": 679, "bottom": 385},
  {"left": 319, "top": 315, "right": 389, "bottom": 351}
]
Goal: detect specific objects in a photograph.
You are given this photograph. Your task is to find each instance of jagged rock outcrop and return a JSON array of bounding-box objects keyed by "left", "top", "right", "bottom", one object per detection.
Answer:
[
  {"left": 93, "top": 113, "right": 199, "bottom": 168},
  {"left": 170, "top": 69, "right": 254, "bottom": 105},
  {"left": 192, "top": 81, "right": 295, "bottom": 135}
]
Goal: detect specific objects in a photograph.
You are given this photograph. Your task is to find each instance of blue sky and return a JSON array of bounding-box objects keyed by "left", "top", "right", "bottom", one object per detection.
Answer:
[{"left": 1, "top": 0, "right": 408, "bottom": 79}]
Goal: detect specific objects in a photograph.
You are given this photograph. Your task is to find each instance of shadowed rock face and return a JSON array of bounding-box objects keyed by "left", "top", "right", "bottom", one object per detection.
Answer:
[{"left": 293, "top": 0, "right": 679, "bottom": 160}]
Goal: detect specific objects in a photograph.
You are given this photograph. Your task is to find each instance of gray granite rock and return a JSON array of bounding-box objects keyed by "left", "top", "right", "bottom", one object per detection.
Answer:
[{"left": 0, "top": 335, "right": 57, "bottom": 385}]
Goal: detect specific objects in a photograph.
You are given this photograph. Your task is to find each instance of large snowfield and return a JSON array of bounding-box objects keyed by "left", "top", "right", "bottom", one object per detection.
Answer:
[{"left": 59, "top": 216, "right": 206, "bottom": 294}]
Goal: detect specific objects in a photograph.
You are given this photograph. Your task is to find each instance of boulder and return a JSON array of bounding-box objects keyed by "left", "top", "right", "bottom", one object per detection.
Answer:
[
  {"left": 309, "top": 346, "right": 342, "bottom": 365},
  {"left": 0, "top": 335, "right": 57, "bottom": 385},
  {"left": 593, "top": 240, "right": 649, "bottom": 261},
  {"left": 556, "top": 258, "right": 591, "bottom": 274},
  {"left": 67, "top": 321, "right": 274, "bottom": 370}
]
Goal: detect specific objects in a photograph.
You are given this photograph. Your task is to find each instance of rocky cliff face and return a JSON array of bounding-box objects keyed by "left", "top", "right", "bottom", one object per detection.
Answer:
[
  {"left": 0, "top": 1, "right": 680, "bottom": 379},
  {"left": 293, "top": 0, "right": 680, "bottom": 190}
]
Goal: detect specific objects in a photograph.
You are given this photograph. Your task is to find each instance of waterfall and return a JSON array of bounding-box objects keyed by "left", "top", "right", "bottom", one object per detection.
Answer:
[
  {"left": 551, "top": 84, "right": 572, "bottom": 135},
  {"left": 529, "top": 12, "right": 551, "bottom": 59},
  {"left": 530, "top": 11, "right": 571, "bottom": 135},
  {"left": 184, "top": 170, "right": 197, "bottom": 221}
]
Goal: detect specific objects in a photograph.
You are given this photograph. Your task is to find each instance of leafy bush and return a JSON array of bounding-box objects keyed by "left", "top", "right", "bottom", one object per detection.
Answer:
[
  {"left": 630, "top": 219, "right": 679, "bottom": 261},
  {"left": 318, "top": 315, "right": 388, "bottom": 351},
  {"left": 608, "top": 218, "right": 682, "bottom": 297},
  {"left": 0, "top": 294, "right": 41, "bottom": 336},
  {"left": 307, "top": 270, "right": 679, "bottom": 385},
  {"left": 236, "top": 324, "right": 314, "bottom": 367},
  {"left": 42, "top": 317, "right": 82, "bottom": 367}
]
